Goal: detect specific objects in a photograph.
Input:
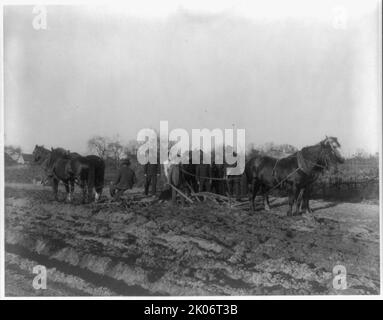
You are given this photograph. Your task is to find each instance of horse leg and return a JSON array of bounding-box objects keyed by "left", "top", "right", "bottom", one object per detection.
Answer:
[
  {"left": 261, "top": 185, "right": 271, "bottom": 211},
  {"left": 287, "top": 183, "right": 295, "bottom": 216},
  {"left": 81, "top": 183, "right": 88, "bottom": 204},
  {"left": 95, "top": 186, "right": 102, "bottom": 202},
  {"left": 264, "top": 193, "right": 271, "bottom": 211},
  {"left": 292, "top": 187, "right": 303, "bottom": 216},
  {"left": 52, "top": 178, "right": 59, "bottom": 201},
  {"left": 249, "top": 179, "right": 255, "bottom": 211},
  {"left": 95, "top": 163, "right": 104, "bottom": 201},
  {"left": 235, "top": 179, "right": 241, "bottom": 201},
  {"left": 64, "top": 182, "right": 72, "bottom": 202},
  {"left": 302, "top": 187, "right": 313, "bottom": 214},
  {"left": 249, "top": 179, "right": 259, "bottom": 212},
  {"left": 87, "top": 181, "right": 95, "bottom": 203},
  {"left": 84, "top": 166, "right": 96, "bottom": 203},
  {"left": 70, "top": 180, "right": 75, "bottom": 202}
]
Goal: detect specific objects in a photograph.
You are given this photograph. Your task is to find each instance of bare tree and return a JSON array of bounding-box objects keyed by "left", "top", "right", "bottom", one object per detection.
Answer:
[
  {"left": 279, "top": 144, "right": 298, "bottom": 154},
  {"left": 124, "top": 139, "right": 140, "bottom": 158},
  {"left": 108, "top": 140, "right": 124, "bottom": 167},
  {"left": 353, "top": 148, "right": 369, "bottom": 159},
  {"left": 260, "top": 142, "right": 297, "bottom": 158},
  {"left": 87, "top": 136, "right": 109, "bottom": 159},
  {"left": 246, "top": 143, "right": 261, "bottom": 159}
]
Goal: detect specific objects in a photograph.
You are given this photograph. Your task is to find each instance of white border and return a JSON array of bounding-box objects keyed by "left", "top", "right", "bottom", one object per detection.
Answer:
[
  {"left": 0, "top": 2, "right": 4, "bottom": 301},
  {"left": 0, "top": 0, "right": 382, "bottom": 300}
]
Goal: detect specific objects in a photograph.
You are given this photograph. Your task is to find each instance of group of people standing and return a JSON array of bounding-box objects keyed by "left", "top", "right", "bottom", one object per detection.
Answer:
[{"left": 110, "top": 159, "right": 161, "bottom": 200}]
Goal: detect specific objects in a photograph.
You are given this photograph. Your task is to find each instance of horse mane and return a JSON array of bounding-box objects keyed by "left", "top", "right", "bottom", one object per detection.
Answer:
[
  {"left": 35, "top": 145, "right": 50, "bottom": 153},
  {"left": 319, "top": 136, "right": 341, "bottom": 148},
  {"left": 33, "top": 145, "right": 51, "bottom": 163},
  {"left": 298, "top": 141, "right": 333, "bottom": 173},
  {"left": 52, "top": 147, "right": 68, "bottom": 154}
]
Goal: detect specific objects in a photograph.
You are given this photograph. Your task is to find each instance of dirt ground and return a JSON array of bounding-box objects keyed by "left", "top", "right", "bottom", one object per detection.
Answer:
[{"left": 4, "top": 182, "right": 380, "bottom": 296}]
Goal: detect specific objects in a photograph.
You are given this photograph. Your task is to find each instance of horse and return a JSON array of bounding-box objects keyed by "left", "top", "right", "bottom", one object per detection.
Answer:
[
  {"left": 43, "top": 148, "right": 76, "bottom": 202},
  {"left": 245, "top": 136, "right": 345, "bottom": 216},
  {"left": 298, "top": 138, "right": 344, "bottom": 212},
  {"left": 162, "top": 151, "right": 200, "bottom": 204},
  {"left": 44, "top": 148, "right": 105, "bottom": 203}
]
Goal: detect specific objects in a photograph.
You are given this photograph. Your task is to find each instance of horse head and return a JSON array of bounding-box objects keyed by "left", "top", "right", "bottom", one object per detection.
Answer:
[
  {"left": 32, "top": 145, "right": 50, "bottom": 163},
  {"left": 321, "top": 136, "right": 345, "bottom": 165}
]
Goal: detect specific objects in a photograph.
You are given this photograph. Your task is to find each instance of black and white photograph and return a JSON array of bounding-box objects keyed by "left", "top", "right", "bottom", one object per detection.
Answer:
[{"left": 1, "top": 0, "right": 382, "bottom": 299}]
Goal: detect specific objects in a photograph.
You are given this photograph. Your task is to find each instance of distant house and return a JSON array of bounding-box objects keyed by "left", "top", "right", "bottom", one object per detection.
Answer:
[
  {"left": 5, "top": 151, "right": 24, "bottom": 164},
  {"left": 22, "top": 153, "right": 34, "bottom": 164}
]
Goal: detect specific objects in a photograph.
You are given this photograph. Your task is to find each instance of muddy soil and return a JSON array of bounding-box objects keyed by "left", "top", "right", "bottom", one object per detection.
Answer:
[{"left": 4, "top": 183, "right": 380, "bottom": 296}]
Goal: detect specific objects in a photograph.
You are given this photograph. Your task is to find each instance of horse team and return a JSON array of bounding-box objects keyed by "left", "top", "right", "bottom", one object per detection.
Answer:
[
  {"left": 33, "top": 146, "right": 105, "bottom": 203},
  {"left": 32, "top": 136, "right": 344, "bottom": 216}
]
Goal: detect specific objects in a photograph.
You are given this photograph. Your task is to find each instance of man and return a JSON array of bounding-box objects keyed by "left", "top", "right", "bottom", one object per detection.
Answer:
[
  {"left": 226, "top": 151, "right": 243, "bottom": 201},
  {"left": 110, "top": 159, "right": 136, "bottom": 200},
  {"left": 144, "top": 161, "right": 160, "bottom": 196}
]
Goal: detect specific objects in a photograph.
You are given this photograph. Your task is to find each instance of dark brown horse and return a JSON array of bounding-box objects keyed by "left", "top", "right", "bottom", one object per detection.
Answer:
[
  {"left": 45, "top": 148, "right": 77, "bottom": 202},
  {"left": 50, "top": 148, "right": 105, "bottom": 203},
  {"left": 33, "top": 146, "right": 74, "bottom": 200},
  {"left": 36, "top": 147, "right": 105, "bottom": 203},
  {"left": 245, "top": 137, "right": 345, "bottom": 215}
]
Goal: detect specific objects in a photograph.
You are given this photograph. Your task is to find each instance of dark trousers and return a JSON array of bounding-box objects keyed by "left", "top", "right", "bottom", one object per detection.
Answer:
[
  {"left": 144, "top": 174, "right": 157, "bottom": 195},
  {"left": 198, "top": 177, "right": 211, "bottom": 192},
  {"left": 110, "top": 185, "right": 127, "bottom": 200},
  {"left": 211, "top": 180, "right": 225, "bottom": 195}
]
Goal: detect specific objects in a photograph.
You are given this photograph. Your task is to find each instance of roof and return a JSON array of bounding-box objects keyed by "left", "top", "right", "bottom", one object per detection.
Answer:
[{"left": 22, "top": 153, "right": 34, "bottom": 162}]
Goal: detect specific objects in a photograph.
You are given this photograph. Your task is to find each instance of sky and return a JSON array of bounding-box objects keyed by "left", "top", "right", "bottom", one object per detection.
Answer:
[{"left": 3, "top": 0, "right": 381, "bottom": 156}]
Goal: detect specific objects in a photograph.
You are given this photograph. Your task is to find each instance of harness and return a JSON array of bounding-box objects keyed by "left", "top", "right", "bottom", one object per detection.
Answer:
[
  {"left": 271, "top": 158, "right": 280, "bottom": 177},
  {"left": 270, "top": 149, "right": 328, "bottom": 192}
]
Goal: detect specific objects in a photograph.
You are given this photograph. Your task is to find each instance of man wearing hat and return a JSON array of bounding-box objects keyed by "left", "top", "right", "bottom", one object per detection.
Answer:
[{"left": 110, "top": 159, "right": 137, "bottom": 200}]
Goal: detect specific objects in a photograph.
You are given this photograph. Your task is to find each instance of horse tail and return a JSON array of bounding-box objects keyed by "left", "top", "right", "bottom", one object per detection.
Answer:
[{"left": 87, "top": 163, "right": 96, "bottom": 192}]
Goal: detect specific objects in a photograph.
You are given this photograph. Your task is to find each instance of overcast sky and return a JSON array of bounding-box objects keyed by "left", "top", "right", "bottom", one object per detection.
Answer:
[{"left": 4, "top": 1, "right": 381, "bottom": 156}]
